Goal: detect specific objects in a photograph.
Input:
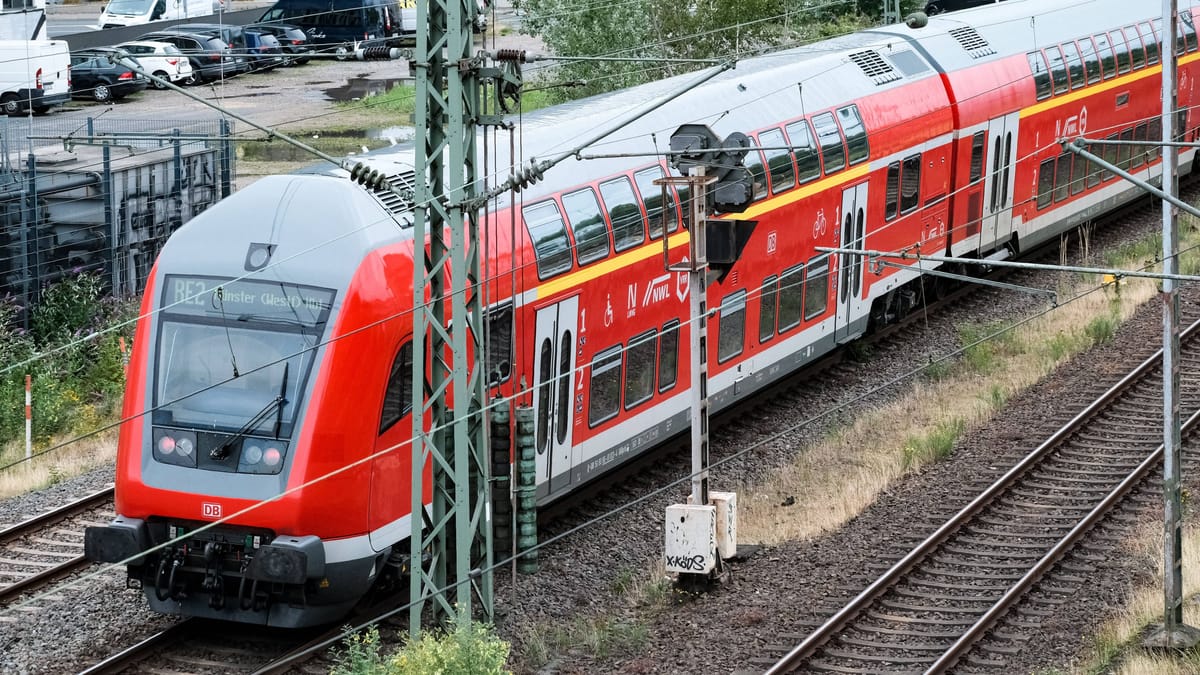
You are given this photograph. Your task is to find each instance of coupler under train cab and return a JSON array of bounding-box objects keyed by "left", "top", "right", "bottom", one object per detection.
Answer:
[{"left": 85, "top": 516, "right": 380, "bottom": 627}]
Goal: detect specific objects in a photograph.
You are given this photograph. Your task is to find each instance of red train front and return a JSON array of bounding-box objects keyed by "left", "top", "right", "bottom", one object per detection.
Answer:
[{"left": 85, "top": 173, "right": 423, "bottom": 627}]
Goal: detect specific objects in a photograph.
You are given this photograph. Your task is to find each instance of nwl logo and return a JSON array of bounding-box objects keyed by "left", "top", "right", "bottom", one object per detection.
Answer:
[{"left": 202, "top": 502, "right": 222, "bottom": 519}]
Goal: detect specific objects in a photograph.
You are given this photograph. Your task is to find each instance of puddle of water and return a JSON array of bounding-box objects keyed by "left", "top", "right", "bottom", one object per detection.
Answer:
[
  {"left": 242, "top": 125, "right": 412, "bottom": 161},
  {"left": 323, "top": 77, "right": 408, "bottom": 102},
  {"left": 366, "top": 126, "right": 413, "bottom": 145}
]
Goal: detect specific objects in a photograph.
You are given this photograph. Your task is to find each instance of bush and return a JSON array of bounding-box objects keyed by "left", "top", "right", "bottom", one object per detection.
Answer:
[
  {"left": 392, "top": 613, "right": 510, "bottom": 675},
  {"left": 332, "top": 614, "right": 511, "bottom": 675},
  {"left": 0, "top": 273, "right": 137, "bottom": 452}
]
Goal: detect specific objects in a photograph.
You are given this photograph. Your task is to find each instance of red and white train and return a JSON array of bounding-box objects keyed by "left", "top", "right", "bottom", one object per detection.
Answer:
[{"left": 87, "top": 0, "right": 1200, "bottom": 626}]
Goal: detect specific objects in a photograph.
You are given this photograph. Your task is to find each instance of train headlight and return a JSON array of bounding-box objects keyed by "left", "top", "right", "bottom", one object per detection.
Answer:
[
  {"left": 152, "top": 428, "right": 198, "bottom": 468},
  {"left": 238, "top": 441, "right": 287, "bottom": 475}
]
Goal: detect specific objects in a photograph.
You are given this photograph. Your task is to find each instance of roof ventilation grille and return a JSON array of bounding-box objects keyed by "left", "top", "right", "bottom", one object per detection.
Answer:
[
  {"left": 369, "top": 170, "right": 417, "bottom": 228},
  {"left": 949, "top": 26, "right": 996, "bottom": 58},
  {"left": 848, "top": 49, "right": 902, "bottom": 85}
]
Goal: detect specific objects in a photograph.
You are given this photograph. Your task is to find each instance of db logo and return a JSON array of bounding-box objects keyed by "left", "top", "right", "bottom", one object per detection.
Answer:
[{"left": 202, "top": 502, "right": 222, "bottom": 519}]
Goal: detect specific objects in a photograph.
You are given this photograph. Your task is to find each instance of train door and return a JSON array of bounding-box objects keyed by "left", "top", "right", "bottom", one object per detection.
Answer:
[
  {"left": 835, "top": 182, "right": 868, "bottom": 343},
  {"left": 532, "top": 296, "right": 578, "bottom": 495},
  {"left": 982, "top": 113, "right": 1018, "bottom": 252}
]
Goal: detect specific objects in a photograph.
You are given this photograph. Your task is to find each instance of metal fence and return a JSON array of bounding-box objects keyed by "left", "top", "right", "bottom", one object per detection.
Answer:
[{"left": 0, "top": 116, "right": 235, "bottom": 321}]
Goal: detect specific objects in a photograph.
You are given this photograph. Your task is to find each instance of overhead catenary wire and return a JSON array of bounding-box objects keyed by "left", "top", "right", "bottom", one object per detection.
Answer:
[{"left": 2, "top": 0, "right": 1200, "bottom": 619}]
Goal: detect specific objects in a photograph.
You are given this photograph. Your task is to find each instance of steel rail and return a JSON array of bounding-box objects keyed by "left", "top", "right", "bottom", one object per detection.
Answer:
[
  {"left": 925, "top": 405, "right": 1200, "bottom": 673},
  {"left": 0, "top": 487, "right": 114, "bottom": 604},
  {"left": 765, "top": 317, "right": 1200, "bottom": 674},
  {"left": 0, "top": 486, "right": 113, "bottom": 546},
  {"left": 75, "top": 619, "right": 197, "bottom": 675}
]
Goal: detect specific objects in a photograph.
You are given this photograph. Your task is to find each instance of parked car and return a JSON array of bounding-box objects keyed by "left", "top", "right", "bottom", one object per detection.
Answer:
[
  {"left": 244, "top": 22, "right": 311, "bottom": 65},
  {"left": 137, "top": 31, "right": 239, "bottom": 84},
  {"left": 0, "top": 39, "right": 71, "bottom": 116},
  {"left": 156, "top": 24, "right": 253, "bottom": 75},
  {"left": 257, "top": 0, "right": 408, "bottom": 52},
  {"left": 68, "top": 51, "right": 148, "bottom": 102},
  {"left": 114, "top": 40, "right": 195, "bottom": 89},
  {"left": 244, "top": 29, "right": 285, "bottom": 72}
]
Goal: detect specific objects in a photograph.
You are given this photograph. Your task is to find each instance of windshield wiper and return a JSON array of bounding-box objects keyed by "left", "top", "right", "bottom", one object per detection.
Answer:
[{"left": 211, "top": 362, "right": 289, "bottom": 460}]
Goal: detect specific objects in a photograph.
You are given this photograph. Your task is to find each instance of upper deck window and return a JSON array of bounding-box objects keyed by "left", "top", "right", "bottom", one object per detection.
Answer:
[
  {"left": 812, "top": 112, "right": 846, "bottom": 175},
  {"left": 599, "top": 176, "right": 646, "bottom": 252},
  {"left": 1045, "top": 45, "right": 1069, "bottom": 95},
  {"left": 758, "top": 128, "right": 796, "bottom": 194},
  {"left": 1061, "top": 41, "right": 1084, "bottom": 90},
  {"left": 1093, "top": 33, "right": 1116, "bottom": 80},
  {"left": 1027, "top": 51, "right": 1051, "bottom": 100},
  {"left": 522, "top": 200, "right": 573, "bottom": 279},
  {"left": 561, "top": 187, "right": 609, "bottom": 265},
  {"left": 838, "top": 105, "right": 870, "bottom": 166},
  {"left": 785, "top": 119, "right": 821, "bottom": 183}
]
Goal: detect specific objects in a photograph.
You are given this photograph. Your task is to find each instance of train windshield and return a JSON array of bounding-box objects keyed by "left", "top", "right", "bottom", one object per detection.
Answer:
[{"left": 152, "top": 276, "right": 335, "bottom": 437}]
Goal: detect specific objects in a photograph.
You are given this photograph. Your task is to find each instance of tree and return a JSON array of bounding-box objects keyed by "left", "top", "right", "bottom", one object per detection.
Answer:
[{"left": 516, "top": 0, "right": 792, "bottom": 101}]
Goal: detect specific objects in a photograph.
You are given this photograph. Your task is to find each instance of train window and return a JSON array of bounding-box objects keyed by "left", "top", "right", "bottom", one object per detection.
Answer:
[
  {"left": 1094, "top": 33, "right": 1116, "bottom": 80},
  {"left": 1118, "top": 128, "right": 1134, "bottom": 168},
  {"left": 1061, "top": 41, "right": 1084, "bottom": 90},
  {"left": 759, "top": 276, "right": 778, "bottom": 343},
  {"left": 1102, "top": 132, "right": 1120, "bottom": 180},
  {"left": 759, "top": 128, "right": 796, "bottom": 194},
  {"left": 562, "top": 187, "right": 610, "bottom": 265},
  {"left": 900, "top": 153, "right": 921, "bottom": 214},
  {"left": 804, "top": 256, "right": 830, "bottom": 320},
  {"left": 1079, "top": 37, "right": 1101, "bottom": 85},
  {"left": 813, "top": 112, "right": 846, "bottom": 174},
  {"left": 1045, "top": 45, "right": 1069, "bottom": 95},
  {"left": 522, "top": 201, "right": 572, "bottom": 279},
  {"left": 1085, "top": 152, "right": 1103, "bottom": 189},
  {"left": 1125, "top": 26, "right": 1145, "bottom": 69},
  {"left": 785, "top": 119, "right": 821, "bottom": 184},
  {"left": 1001, "top": 132, "right": 1012, "bottom": 209},
  {"left": 600, "top": 176, "right": 646, "bottom": 252},
  {"left": 658, "top": 320, "right": 679, "bottom": 392},
  {"left": 536, "top": 338, "right": 552, "bottom": 448},
  {"left": 838, "top": 105, "right": 870, "bottom": 166},
  {"left": 1069, "top": 147, "right": 1087, "bottom": 195},
  {"left": 884, "top": 161, "right": 900, "bottom": 220},
  {"left": 1053, "top": 152, "right": 1072, "bottom": 203},
  {"left": 635, "top": 166, "right": 679, "bottom": 239},
  {"left": 744, "top": 147, "right": 769, "bottom": 202},
  {"left": 717, "top": 290, "right": 747, "bottom": 364},
  {"left": 1181, "top": 12, "right": 1198, "bottom": 53},
  {"left": 1111, "top": 30, "right": 1131, "bottom": 73},
  {"left": 623, "top": 330, "right": 657, "bottom": 410},
  {"left": 1037, "top": 158, "right": 1055, "bottom": 209},
  {"left": 777, "top": 265, "right": 803, "bottom": 332},
  {"left": 588, "top": 346, "right": 622, "bottom": 427},
  {"left": 1141, "top": 22, "right": 1159, "bottom": 65},
  {"left": 1149, "top": 118, "right": 1162, "bottom": 160},
  {"left": 969, "top": 131, "right": 985, "bottom": 183},
  {"left": 1027, "top": 51, "right": 1051, "bottom": 100},
  {"left": 486, "top": 304, "right": 512, "bottom": 386},
  {"left": 1133, "top": 122, "right": 1149, "bottom": 167},
  {"left": 556, "top": 331, "right": 570, "bottom": 444},
  {"left": 379, "top": 341, "right": 413, "bottom": 434}
]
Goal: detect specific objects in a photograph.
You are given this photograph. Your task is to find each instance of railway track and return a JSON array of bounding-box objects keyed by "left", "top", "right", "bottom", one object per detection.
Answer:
[
  {"left": 761, "top": 316, "right": 1200, "bottom": 673},
  {"left": 75, "top": 592, "right": 408, "bottom": 674},
  {"left": 0, "top": 486, "right": 113, "bottom": 609}
]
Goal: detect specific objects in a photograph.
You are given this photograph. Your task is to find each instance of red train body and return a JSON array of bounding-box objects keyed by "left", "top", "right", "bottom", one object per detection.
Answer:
[{"left": 86, "top": 0, "right": 1200, "bottom": 626}]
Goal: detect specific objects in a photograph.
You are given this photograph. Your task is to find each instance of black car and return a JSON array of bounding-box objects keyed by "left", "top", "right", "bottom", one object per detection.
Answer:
[
  {"left": 245, "top": 22, "right": 311, "bottom": 65},
  {"left": 138, "top": 31, "right": 240, "bottom": 84},
  {"left": 69, "top": 50, "right": 148, "bottom": 102},
  {"left": 244, "top": 29, "right": 286, "bottom": 72}
]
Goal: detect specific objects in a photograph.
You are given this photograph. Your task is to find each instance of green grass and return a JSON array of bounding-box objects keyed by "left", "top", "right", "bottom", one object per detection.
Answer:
[{"left": 901, "top": 417, "right": 964, "bottom": 470}]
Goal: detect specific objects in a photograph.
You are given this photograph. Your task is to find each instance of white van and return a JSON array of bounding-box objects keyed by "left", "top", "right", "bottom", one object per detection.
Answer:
[
  {"left": 99, "top": 0, "right": 215, "bottom": 29},
  {"left": 0, "top": 40, "right": 70, "bottom": 115}
]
